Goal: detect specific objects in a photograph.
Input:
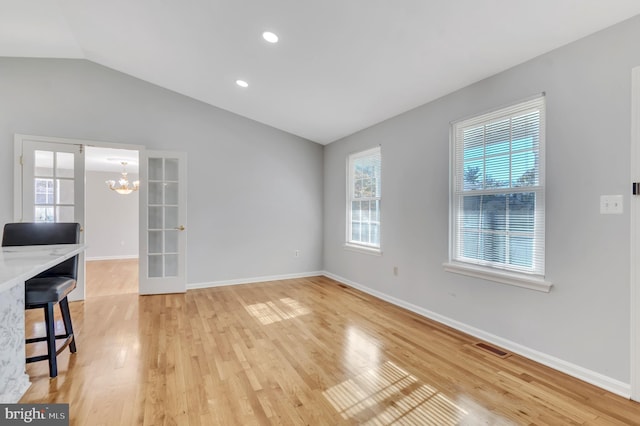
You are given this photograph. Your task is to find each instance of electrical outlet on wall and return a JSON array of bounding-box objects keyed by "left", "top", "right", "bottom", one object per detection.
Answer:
[{"left": 600, "top": 195, "right": 623, "bottom": 214}]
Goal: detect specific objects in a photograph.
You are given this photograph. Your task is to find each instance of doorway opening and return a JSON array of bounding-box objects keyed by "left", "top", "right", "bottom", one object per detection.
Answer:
[
  {"left": 15, "top": 135, "right": 187, "bottom": 298},
  {"left": 85, "top": 146, "right": 139, "bottom": 297}
]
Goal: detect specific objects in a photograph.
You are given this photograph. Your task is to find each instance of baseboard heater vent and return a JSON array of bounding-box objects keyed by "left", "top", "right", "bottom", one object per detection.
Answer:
[{"left": 474, "top": 342, "right": 511, "bottom": 359}]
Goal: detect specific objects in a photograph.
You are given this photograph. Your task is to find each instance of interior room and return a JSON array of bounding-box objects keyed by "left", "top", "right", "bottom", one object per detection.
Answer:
[
  {"left": 84, "top": 146, "right": 139, "bottom": 297},
  {"left": 2, "top": 1, "right": 640, "bottom": 424}
]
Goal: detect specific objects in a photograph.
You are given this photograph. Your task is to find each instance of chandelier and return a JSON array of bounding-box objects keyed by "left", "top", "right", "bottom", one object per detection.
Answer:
[{"left": 106, "top": 162, "right": 140, "bottom": 195}]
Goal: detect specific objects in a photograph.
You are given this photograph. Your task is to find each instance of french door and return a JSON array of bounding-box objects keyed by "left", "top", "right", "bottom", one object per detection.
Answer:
[
  {"left": 18, "top": 136, "right": 86, "bottom": 301},
  {"left": 139, "top": 150, "right": 187, "bottom": 294}
]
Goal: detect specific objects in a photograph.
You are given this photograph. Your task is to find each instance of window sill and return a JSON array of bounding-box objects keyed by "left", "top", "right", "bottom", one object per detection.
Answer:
[
  {"left": 344, "top": 243, "right": 382, "bottom": 256},
  {"left": 442, "top": 262, "right": 552, "bottom": 293}
]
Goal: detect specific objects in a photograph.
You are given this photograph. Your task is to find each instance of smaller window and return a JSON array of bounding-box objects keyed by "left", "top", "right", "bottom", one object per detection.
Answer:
[{"left": 347, "top": 147, "right": 381, "bottom": 252}]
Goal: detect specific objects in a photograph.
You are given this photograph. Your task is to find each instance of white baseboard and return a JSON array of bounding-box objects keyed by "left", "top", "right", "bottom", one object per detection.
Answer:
[
  {"left": 86, "top": 255, "right": 139, "bottom": 261},
  {"left": 187, "top": 271, "right": 324, "bottom": 290},
  {"left": 322, "top": 271, "right": 631, "bottom": 399}
]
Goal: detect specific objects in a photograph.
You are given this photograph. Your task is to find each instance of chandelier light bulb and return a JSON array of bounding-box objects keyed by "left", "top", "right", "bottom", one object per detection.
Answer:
[{"left": 106, "top": 161, "right": 140, "bottom": 195}]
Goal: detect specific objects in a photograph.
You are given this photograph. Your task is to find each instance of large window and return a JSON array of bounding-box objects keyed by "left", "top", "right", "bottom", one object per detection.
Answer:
[
  {"left": 449, "top": 96, "right": 545, "bottom": 280},
  {"left": 347, "top": 147, "right": 381, "bottom": 251}
]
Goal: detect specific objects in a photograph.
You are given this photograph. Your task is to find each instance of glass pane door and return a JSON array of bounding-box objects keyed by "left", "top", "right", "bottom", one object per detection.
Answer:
[
  {"left": 139, "top": 151, "right": 187, "bottom": 294},
  {"left": 20, "top": 137, "right": 85, "bottom": 301},
  {"left": 148, "top": 157, "right": 179, "bottom": 278},
  {"left": 33, "top": 150, "right": 76, "bottom": 222},
  {"left": 22, "top": 141, "right": 84, "bottom": 225}
]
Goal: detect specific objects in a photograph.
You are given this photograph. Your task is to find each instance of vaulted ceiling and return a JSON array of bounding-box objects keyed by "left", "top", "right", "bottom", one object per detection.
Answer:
[{"left": 2, "top": 1, "right": 640, "bottom": 144}]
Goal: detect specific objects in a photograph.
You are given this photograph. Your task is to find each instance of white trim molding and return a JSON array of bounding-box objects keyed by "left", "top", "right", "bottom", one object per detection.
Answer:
[
  {"left": 630, "top": 65, "right": 640, "bottom": 402},
  {"left": 344, "top": 243, "right": 382, "bottom": 256},
  {"left": 323, "top": 271, "right": 630, "bottom": 398},
  {"left": 443, "top": 261, "right": 552, "bottom": 293},
  {"left": 187, "top": 271, "right": 324, "bottom": 290}
]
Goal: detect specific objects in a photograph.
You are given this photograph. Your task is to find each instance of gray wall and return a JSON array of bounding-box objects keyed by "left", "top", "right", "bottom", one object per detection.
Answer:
[
  {"left": 0, "top": 58, "right": 324, "bottom": 284},
  {"left": 85, "top": 170, "right": 139, "bottom": 260},
  {"left": 324, "top": 15, "right": 640, "bottom": 384}
]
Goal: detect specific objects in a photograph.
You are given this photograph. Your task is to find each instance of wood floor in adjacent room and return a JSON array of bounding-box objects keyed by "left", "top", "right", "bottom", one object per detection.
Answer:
[
  {"left": 20, "top": 266, "right": 640, "bottom": 425},
  {"left": 85, "top": 258, "right": 139, "bottom": 297}
]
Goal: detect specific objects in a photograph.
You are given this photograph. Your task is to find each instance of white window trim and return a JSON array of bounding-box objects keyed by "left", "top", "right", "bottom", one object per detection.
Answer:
[
  {"left": 443, "top": 261, "right": 552, "bottom": 292},
  {"left": 446, "top": 94, "right": 550, "bottom": 290},
  {"left": 344, "top": 243, "right": 383, "bottom": 256},
  {"left": 346, "top": 146, "right": 382, "bottom": 255}
]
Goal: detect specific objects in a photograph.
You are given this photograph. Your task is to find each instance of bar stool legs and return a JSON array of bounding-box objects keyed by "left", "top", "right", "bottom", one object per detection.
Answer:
[{"left": 25, "top": 298, "right": 77, "bottom": 378}]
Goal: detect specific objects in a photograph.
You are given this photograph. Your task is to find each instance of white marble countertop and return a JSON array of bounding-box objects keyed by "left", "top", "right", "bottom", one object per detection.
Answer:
[
  {"left": 0, "top": 242, "right": 86, "bottom": 403},
  {"left": 0, "top": 244, "right": 85, "bottom": 293}
]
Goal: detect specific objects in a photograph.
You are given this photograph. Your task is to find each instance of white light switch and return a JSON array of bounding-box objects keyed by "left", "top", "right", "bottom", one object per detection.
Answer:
[{"left": 600, "top": 195, "right": 624, "bottom": 214}]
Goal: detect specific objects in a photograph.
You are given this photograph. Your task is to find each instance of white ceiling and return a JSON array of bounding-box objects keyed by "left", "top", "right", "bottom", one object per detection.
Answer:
[{"left": 2, "top": 1, "right": 640, "bottom": 144}]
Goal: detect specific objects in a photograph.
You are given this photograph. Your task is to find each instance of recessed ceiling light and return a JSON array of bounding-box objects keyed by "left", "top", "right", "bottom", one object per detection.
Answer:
[
  {"left": 236, "top": 79, "right": 249, "bottom": 88},
  {"left": 262, "top": 31, "right": 279, "bottom": 43}
]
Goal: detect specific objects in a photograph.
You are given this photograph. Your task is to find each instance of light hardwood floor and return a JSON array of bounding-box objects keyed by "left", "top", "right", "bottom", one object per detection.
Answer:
[
  {"left": 85, "top": 259, "right": 139, "bottom": 297},
  {"left": 21, "top": 268, "right": 640, "bottom": 425}
]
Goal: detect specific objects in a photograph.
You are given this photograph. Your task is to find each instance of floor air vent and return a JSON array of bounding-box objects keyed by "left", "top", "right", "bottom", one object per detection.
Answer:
[{"left": 474, "top": 342, "right": 511, "bottom": 359}]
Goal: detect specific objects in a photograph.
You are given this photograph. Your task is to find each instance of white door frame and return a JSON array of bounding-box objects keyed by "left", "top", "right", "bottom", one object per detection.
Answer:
[
  {"left": 13, "top": 134, "right": 145, "bottom": 301},
  {"left": 630, "top": 66, "right": 640, "bottom": 401}
]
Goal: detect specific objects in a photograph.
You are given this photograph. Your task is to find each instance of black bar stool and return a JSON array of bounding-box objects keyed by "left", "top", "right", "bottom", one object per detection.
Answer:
[{"left": 2, "top": 222, "right": 80, "bottom": 378}]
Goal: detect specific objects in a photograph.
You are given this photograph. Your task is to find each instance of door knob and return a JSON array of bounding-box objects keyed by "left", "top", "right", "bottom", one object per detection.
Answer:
[{"left": 175, "top": 225, "right": 185, "bottom": 231}]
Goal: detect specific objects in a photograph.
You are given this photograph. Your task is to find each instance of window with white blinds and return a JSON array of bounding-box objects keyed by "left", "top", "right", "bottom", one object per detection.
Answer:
[
  {"left": 450, "top": 95, "right": 545, "bottom": 276},
  {"left": 347, "top": 147, "right": 381, "bottom": 251}
]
